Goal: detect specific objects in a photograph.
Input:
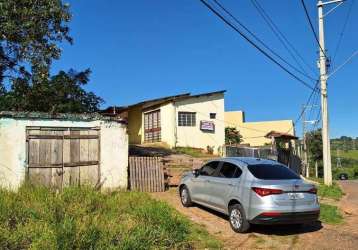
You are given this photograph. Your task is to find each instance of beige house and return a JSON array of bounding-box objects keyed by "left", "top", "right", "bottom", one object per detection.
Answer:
[
  {"left": 103, "top": 91, "right": 225, "bottom": 154},
  {"left": 225, "top": 111, "right": 295, "bottom": 146}
]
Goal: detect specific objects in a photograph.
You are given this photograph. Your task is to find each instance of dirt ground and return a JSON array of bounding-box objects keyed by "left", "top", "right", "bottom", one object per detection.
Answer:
[{"left": 151, "top": 180, "right": 358, "bottom": 249}]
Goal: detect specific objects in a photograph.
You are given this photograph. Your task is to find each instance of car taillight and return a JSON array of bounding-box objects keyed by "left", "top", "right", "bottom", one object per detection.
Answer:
[
  {"left": 308, "top": 187, "right": 317, "bottom": 194},
  {"left": 260, "top": 211, "right": 282, "bottom": 217},
  {"left": 252, "top": 187, "right": 283, "bottom": 196}
]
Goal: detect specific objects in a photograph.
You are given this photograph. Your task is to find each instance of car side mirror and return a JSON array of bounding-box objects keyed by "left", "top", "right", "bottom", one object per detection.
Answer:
[{"left": 192, "top": 169, "right": 200, "bottom": 177}]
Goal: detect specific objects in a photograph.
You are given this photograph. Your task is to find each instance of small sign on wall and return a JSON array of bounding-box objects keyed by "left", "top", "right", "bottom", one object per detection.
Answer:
[{"left": 200, "top": 120, "right": 215, "bottom": 132}]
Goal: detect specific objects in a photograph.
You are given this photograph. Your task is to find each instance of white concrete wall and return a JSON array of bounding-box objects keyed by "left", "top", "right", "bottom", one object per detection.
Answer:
[
  {"left": 174, "top": 93, "right": 225, "bottom": 154},
  {"left": 160, "top": 102, "right": 176, "bottom": 147},
  {"left": 0, "top": 118, "right": 128, "bottom": 190}
]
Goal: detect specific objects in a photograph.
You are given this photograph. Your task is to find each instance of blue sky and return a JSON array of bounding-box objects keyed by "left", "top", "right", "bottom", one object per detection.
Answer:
[{"left": 52, "top": 0, "right": 358, "bottom": 138}]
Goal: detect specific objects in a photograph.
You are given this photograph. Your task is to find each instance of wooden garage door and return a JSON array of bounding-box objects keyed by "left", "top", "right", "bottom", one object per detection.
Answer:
[
  {"left": 26, "top": 127, "right": 100, "bottom": 188},
  {"left": 144, "top": 110, "right": 161, "bottom": 143}
]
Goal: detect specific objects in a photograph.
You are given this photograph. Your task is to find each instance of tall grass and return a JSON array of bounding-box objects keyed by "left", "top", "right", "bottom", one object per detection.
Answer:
[
  {"left": 317, "top": 182, "right": 344, "bottom": 201},
  {"left": 0, "top": 184, "right": 220, "bottom": 249}
]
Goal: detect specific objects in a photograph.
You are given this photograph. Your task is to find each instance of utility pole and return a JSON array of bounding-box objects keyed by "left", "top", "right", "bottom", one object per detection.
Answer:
[
  {"left": 302, "top": 104, "right": 319, "bottom": 178},
  {"left": 317, "top": 0, "right": 344, "bottom": 185},
  {"left": 302, "top": 105, "right": 308, "bottom": 177}
]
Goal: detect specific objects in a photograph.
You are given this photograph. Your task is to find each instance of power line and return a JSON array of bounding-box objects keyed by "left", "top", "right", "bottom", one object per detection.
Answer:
[
  {"left": 313, "top": 107, "right": 322, "bottom": 130},
  {"left": 300, "top": 0, "right": 328, "bottom": 59},
  {"left": 328, "top": 49, "right": 358, "bottom": 78},
  {"left": 286, "top": 81, "right": 320, "bottom": 134},
  {"left": 184, "top": 105, "right": 271, "bottom": 134},
  {"left": 212, "top": 0, "right": 316, "bottom": 82},
  {"left": 332, "top": 0, "right": 355, "bottom": 64},
  {"left": 250, "top": 0, "right": 318, "bottom": 79},
  {"left": 307, "top": 86, "right": 320, "bottom": 122},
  {"left": 199, "top": 0, "right": 317, "bottom": 91}
]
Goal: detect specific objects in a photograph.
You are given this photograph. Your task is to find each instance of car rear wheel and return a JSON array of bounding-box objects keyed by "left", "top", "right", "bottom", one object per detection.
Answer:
[
  {"left": 180, "top": 186, "right": 193, "bottom": 207},
  {"left": 229, "top": 204, "right": 250, "bottom": 233}
]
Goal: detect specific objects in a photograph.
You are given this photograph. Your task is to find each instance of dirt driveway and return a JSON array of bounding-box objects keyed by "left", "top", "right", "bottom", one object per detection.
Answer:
[{"left": 151, "top": 180, "right": 358, "bottom": 249}]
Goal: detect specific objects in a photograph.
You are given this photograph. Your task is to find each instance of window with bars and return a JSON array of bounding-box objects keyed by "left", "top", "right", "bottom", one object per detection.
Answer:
[{"left": 178, "top": 112, "right": 196, "bottom": 127}]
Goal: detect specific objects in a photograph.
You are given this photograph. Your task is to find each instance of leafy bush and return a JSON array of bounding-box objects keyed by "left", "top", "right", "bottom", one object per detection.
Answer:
[{"left": 0, "top": 184, "right": 220, "bottom": 249}]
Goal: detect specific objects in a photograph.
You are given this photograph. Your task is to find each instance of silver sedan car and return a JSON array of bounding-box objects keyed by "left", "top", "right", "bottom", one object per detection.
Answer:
[{"left": 179, "top": 157, "right": 320, "bottom": 233}]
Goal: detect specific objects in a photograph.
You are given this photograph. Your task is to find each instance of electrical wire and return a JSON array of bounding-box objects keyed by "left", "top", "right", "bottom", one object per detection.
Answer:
[
  {"left": 250, "top": 0, "right": 318, "bottom": 79},
  {"left": 286, "top": 81, "right": 320, "bottom": 134},
  {"left": 332, "top": 0, "right": 355, "bottom": 64},
  {"left": 198, "top": 0, "right": 317, "bottom": 91},
  {"left": 212, "top": 0, "right": 317, "bottom": 82},
  {"left": 300, "top": 0, "right": 328, "bottom": 59},
  {"left": 328, "top": 49, "right": 358, "bottom": 78}
]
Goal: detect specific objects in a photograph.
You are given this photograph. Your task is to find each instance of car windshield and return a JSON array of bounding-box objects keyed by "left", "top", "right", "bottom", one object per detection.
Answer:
[{"left": 248, "top": 164, "right": 300, "bottom": 180}]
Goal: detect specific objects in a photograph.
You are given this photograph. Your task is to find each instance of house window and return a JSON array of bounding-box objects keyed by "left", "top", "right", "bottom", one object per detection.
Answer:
[
  {"left": 178, "top": 112, "right": 196, "bottom": 126},
  {"left": 210, "top": 113, "right": 216, "bottom": 119}
]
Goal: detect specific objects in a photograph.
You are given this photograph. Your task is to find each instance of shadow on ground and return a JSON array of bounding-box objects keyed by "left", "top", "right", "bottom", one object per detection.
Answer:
[
  {"left": 129, "top": 145, "right": 174, "bottom": 157},
  {"left": 194, "top": 203, "right": 323, "bottom": 236}
]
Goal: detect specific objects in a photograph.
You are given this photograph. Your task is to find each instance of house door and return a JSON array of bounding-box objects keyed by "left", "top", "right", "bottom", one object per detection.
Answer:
[
  {"left": 144, "top": 110, "right": 161, "bottom": 143},
  {"left": 26, "top": 127, "right": 100, "bottom": 188}
]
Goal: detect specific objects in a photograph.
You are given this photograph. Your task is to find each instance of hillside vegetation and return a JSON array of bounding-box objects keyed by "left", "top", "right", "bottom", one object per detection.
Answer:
[{"left": 0, "top": 185, "right": 220, "bottom": 249}]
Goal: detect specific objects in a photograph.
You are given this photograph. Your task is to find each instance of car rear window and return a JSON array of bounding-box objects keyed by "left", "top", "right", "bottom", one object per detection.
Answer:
[{"left": 248, "top": 164, "right": 300, "bottom": 180}]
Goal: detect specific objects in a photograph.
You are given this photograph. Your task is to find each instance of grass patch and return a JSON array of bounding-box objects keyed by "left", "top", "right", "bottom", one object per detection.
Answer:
[
  {"left": 319, "top": 203, "right": 343, "bottom": 224},
  {"left": 174, "top": 147, "right": 214, "bottom": 158},
  {"left": 317, "top": 182, "right": 344, "bottom": 201},
  {"left": 339, "top": 150, "right": 358, "bottom": 160},
  {"left": 0, "top": 184, "right": 221, "bottom": 249}
]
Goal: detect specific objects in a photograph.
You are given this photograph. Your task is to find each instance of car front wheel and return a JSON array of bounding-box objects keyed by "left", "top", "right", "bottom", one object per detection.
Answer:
[
  {"left": 180, "top": 186, "right": 193, "bottom": 207},
  {"left": 229, "top": 204, "right": 250, "bottom": 233}
]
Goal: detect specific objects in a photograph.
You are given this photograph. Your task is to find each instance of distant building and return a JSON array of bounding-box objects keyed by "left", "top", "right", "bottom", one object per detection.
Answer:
[
  {"left": 103, "top": 91, "right": 225, "bottom": 154},
  {"left": 224, "top": 111, "right": 295, "bottom": 147}
]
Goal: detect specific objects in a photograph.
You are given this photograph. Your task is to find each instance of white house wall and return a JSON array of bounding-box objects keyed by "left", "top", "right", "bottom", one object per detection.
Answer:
[
  {"left": 0, "top": 118, "right": 128, "bottom": 190},
  {"left": 174, "top": 94, "right": 225, "bottom": 154},
  {"left": 160, "top": 102, "right": 176, "bottom": 147}
]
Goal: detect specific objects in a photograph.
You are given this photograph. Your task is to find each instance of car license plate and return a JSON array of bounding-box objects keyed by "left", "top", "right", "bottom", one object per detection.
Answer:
[{"left": 288, "top": 192, "right": 304, "bottom": 200}]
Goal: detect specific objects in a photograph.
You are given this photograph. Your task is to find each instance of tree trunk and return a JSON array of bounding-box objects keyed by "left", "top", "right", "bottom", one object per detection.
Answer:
[{"left": 315, "top": 161, "right": 318, "bottom": 178}]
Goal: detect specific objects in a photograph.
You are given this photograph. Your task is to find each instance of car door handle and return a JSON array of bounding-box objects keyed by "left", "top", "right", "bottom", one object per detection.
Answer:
[{"left": 228, "top": 183, "right": 234, "bottom": 186}]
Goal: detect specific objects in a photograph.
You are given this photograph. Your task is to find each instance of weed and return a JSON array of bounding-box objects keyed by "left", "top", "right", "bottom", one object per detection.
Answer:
[
  {"left": 174, "top": 147, "right": 213, "bottom": 158},
  {"left": 318, "top": 182, "right": 344, "bottom": 201},
  {"left": 319, "top": 203, "right": 343, "bottom": 224},
  {"left": 0, "top": 185, "right": 221, "bottom": 249}
]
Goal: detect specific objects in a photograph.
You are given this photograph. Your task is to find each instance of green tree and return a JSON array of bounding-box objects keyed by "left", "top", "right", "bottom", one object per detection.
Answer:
[
  {"left": 225, "top": 127, "right": 243, "bottom": 145},
  {"left": 0, "top": 0, "right": 103, "bottom": 112},
  {"left": 306, "top": 129, "right": 323, "bottom": 162},
  {"left": 0, "top": 0, "right": 72, "bottom": 81},
  {"left": 5, "top": 69, "right": 103, "bottom": 113}
]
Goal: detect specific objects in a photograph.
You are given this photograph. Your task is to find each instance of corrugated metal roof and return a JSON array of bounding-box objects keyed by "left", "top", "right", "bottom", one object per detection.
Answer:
[
  {"left": 0, "top": 111, "right": 126, "bottom": 123},
  {"left": 102, "top": 90, "right": 226, "bottom": 114}
]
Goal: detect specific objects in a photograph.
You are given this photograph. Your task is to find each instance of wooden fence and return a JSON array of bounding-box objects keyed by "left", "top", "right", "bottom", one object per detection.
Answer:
[{"left": 128, "top": 157, "right": 167, "bottom": 192}]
